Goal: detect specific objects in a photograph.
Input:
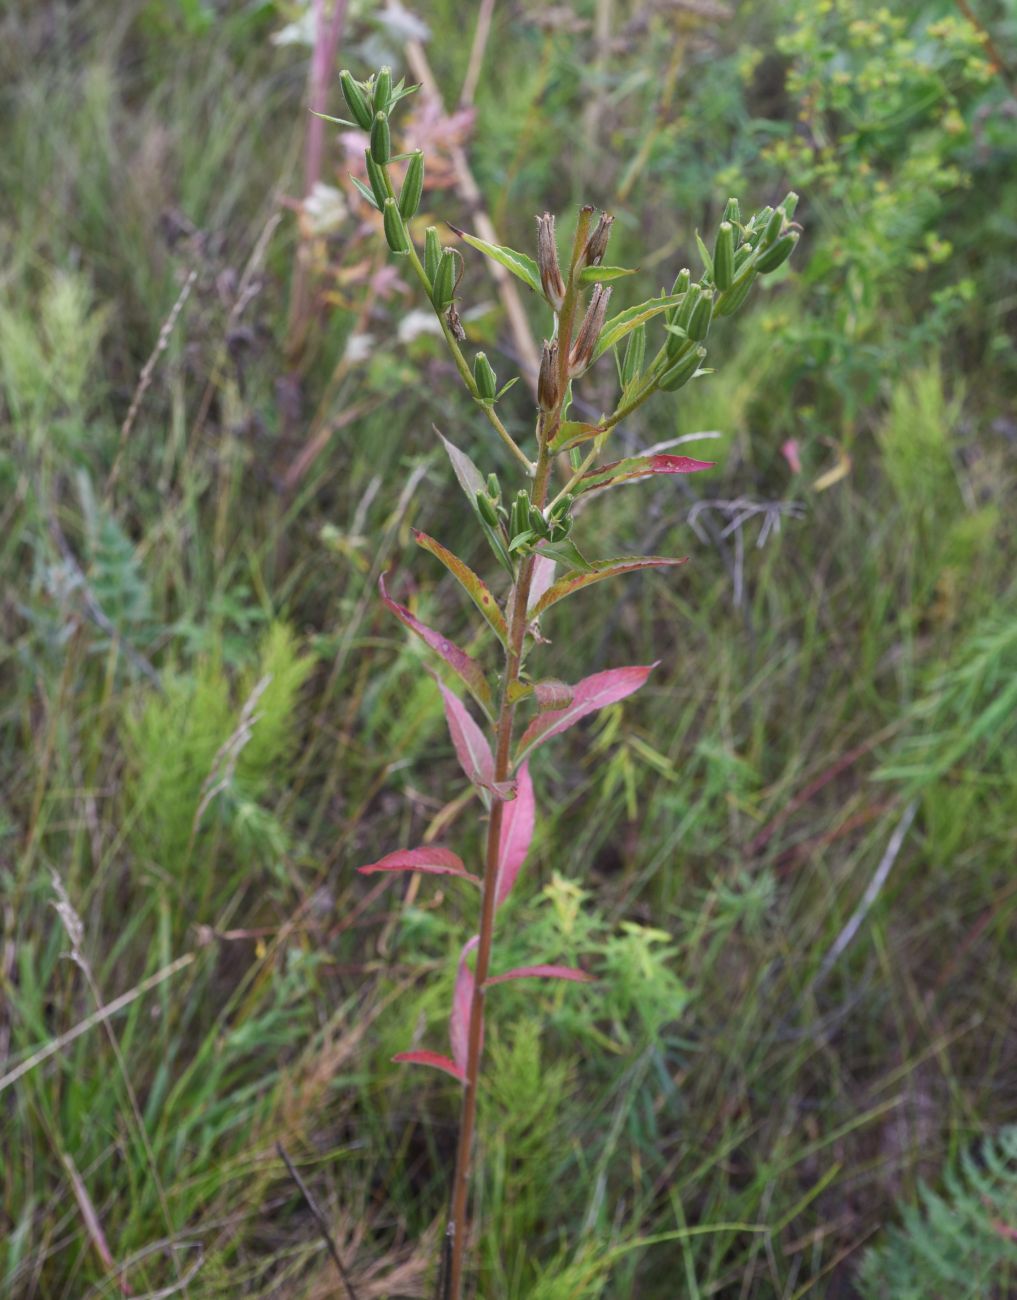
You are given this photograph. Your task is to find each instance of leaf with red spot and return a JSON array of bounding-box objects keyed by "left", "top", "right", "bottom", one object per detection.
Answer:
[
  {"left": 577, "top": 454, "right": 715, "bottom": 495},
  {"left": 450, "top": 935, "right": 480, "bottom": 1075},
  {"left": 414, "top": 530, "right": 508, "bottom": 646},
  {"left": 515, "top": 663, "right": 658, "bottom": 764},
  {"left": 379, "top": 572, "right": 493, "bottom": 715},
  {"left": 530, "top": 555, "right": 689, "bottom": 618},
  {"left": 393, "top": 1050, "right": 465, "bottom": 1082},
  {"left": 495, "top": 761, "right": 535, "bottom": 906},
  {"left": 357, "top": 846, "right": 480, "bottom": 887},
  {"left": 486, "top": 965, "right": 595, "bottom": 986}
]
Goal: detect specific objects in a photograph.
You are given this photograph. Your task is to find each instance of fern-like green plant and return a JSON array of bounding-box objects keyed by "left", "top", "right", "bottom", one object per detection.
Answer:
[{"left": 859, "top": 1128, "right": 1017, "bottom": 1300}]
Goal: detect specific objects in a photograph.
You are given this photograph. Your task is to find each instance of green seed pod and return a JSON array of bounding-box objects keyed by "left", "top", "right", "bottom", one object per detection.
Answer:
[
  {"left": 370, "top": 111, "right": 391, "bottom": 165},
  {"left": 511, "top": 491, "right": 531, "bottom": 539},
  {"left": 424, "top": 227, "right": 441, "bottom": 285},
  {"left": 756, "top": 232, "right": 799, "bottom": 273},
  {"left": 486, "top": 472, "right": 501, "bottom": 502},
  {"left": 431, "top": 247, "right": 457, "bottom": 311},
  {"left": 373, "top": 66, "right": 392, "bottom": 114},
  {"left": 780, "top": 191, "right": 799, "bottom": 220},
  {"left": 665, "top": 324, "right": 692, "bottom": 361},
  {"left": 764, "top": 207, "right": 784, "bottom": 246},
  {"left": 713, "top": 222, "right": 735, "bottom": 291},
  {"left": 475, "top": 490, "right": 500, "bottom": 529},
  {"left": 734, "top": 244, "right": 753, "bottom": 271},
  {"left": 549, "top": 492, "right": 575, "bottom": 520},
  {"left": 622, "top": 322, "right": 645, "bottom": 387},
  {"left": 671, "top": 267, "right": 691, "bottom": 296},
  {"left": 365, "top": 149, "right": 388, "bottom": 209},
  {"left": 675, "top": 283, "right": 702, "bottom": 333},
  {"left": 474, "top": 352, "right": 497, "bottom": 401},
  {"left": 687, "top": 291, "right": 714, "bottom": 342},
  {"left": 723, "top": 197, "right": 741, "bottom": 226},
  {"left": 749, "top": 207, "right": 773, "bottom": 248},
  {"left": 382, "top": 197, "right": 410, "bottom": 255},
  {"left": 528, "top": 505, "right": 550, "bottom": 538},
  {"left": 548, "top": 514, "right": 573, "bottom": 542},
  {"left": 715, "top": 270, "right": 756, "bottom": 317},
  {"left": 399, "top": 151, "right": 424, "bottom": 220},
  {"left": 339, "top": 70, "right": 373, "bottom": 131},
  {"left": 658, "top": 345, "right": 706, "bottom": 392}
]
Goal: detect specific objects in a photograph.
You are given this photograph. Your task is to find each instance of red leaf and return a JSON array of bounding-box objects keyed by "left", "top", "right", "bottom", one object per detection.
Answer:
[
  {"left": 486, "top": 964, "right": 595, "bottom": 986},
  {"left": 531, "top": 556, "right": 688, "bottom": 619},
  {"left": 515, "top": 663, "right": 658, "bottom": 763},
  {"left": 495, "top": 761, "right": 535, "bottom": 906},
  {"left": 393, "top": 1050, "right": 466, "bottom": 1082},
  {"left": 357, "top": 846, "right": 480, "bottom": 887},
  {"left": 450, "top": 935, "right": 479, "bottom": 1074},
  {"left": 379, "top": 572, "right": 493, "bottom": 715},
  {"left": 577, "top": 454, "right": 714, "bottom": 495},
  {"left": 434, "top": 677, "right": 496, "bottom": 791}
]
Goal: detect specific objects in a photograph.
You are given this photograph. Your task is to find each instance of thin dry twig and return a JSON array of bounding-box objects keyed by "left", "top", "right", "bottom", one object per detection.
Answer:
[
  {"left": 459, "top": 0, "right": 497, "bottom": 109},
  {"left": 277, "top": 1142, "right": 360, "bottom": 1300}
]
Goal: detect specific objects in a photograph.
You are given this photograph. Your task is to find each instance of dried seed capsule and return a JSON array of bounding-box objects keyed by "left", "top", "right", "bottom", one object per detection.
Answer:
[
  {"left": 475, "top": 490, "right": 501, "bottom": 529},
  {"left": 399, "top": 151, "right": 424, "bottom": 220},
  {"left": 569, "top": 284, "right": 612, "bottom": 374},
  {"left": 764, "top": 207, "right": 784, "bottom": 246},
  {"left": 424, "top": 226, "right": 441, "bottom": 285},
  {"left": 536, "top": 213, "right": 565, "bottom": 311},
  {"left": 474, "top": 352, "right": 497, "bottom": 400},
  {"left": 370, "top": 111, "right": 391, "bottom": 165},
  {"left": 687, "top": 291, "right": 714, "bottom": 342},
  {"left": 583, "top": 212, "right": 614, "bottom": 268},
  {"left": 723, "top": 196, "right": 741, "bottom": 225},
  {"left": 715, "top": 270, "right": 756, "bottom": 317},
  {"left": 373, "top": 66, "right": 392, "bottom": 114},
  {"left": 756, "top": 232, "right": 799, "bottom": 273},
  {"left": 713, "top": 222, "right": 735, "bottom": 291},
  {"left": 537, "top": 339, "right": 561, "bottom": 412},
  {"left": 432, "top": 248, "right": 457, "bottom": 310},
  {"left": 365, "top": 149, "right": 388, "bottom": 209},
  {"left": 382, "top": 197, "right": 410, "bottom": 254},
  {"left": 339, "top": 70, "right": 373, "bottom": 130},
  {"left": 622, "top": 322, "right": 645, "bottom": 387},
  {"left": 658, "top": 345, "right": 706, "bottom": 392},
  {"left": 675, "top": 283, "right": 702, "bottom": 333}
]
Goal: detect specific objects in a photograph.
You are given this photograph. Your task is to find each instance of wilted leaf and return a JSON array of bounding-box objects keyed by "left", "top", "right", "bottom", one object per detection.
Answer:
[
  {"left": 447, "top": 225, "right": 542, "bottom": 295},
  {"left": 486, "top": 964, "right": 595, "bottom": 986},
  {"left": 577, "top": 453, "right": 715, "bottom": 495},
  {"left": 393, "top": 1050, "right": 465, "bottom": 1082},
  {"left": 450, "top": 935, "right": 480, "bottom": 1074},
  {"left": 592, "top": 294, "right": 685, "bottom": 363},
  {"left": 515, "top": 663, "right": 658, "bottom": 763},
  {"left": 531, "top": 555, "right": 689, "bottom": 617},
  {"left": 357, "top": 846, "right": 480, "bottom": 886},
  {"left": 495, "top": 761, "right": 535, "bottom": 906},
  {"left": 414, "top": 530, "right": 508, "bottom": 645}
]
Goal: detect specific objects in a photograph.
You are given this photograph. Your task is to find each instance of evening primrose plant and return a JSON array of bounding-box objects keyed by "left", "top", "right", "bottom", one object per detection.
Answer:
[{"left": 328, "top": 65, "right": 801, "bottom": 1298}]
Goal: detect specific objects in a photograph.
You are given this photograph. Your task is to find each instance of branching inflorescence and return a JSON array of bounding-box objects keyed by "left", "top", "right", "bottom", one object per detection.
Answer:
[{"left": 326, "top": 65, "right": 802, "bottom": 1298}]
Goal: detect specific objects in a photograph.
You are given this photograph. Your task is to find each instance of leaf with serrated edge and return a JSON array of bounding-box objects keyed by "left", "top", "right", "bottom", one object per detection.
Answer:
[
  {"left": 379, "top": 573, "right": 493, "bottom": 715},
  {"left": 393, "top": 1050, "right": 465, "bottom": 1082},
  {"left": 577, "top": 454, "right": 715, "bottom": 495},
  {"left": 414, "top": 530, "right": 508, "bottom": 645},
  {"left": 592, "top": 293, "right": 685, "bottom": 363},
  {"left": 487, "top": 965, "right": 595, "bottom": 985},
  {"left": 495, "top": 762, "right": 535, "bottom": 906},
  {"left": 435, "top": 427, "right": 486, "bottom": 506},
  {"left": 531, "top": 556, "right": 689, "bottom": 618},
  {"left": 434, "top": 677, "right": 496, "bottom": 790},
  {"left": 450, "top": 935, "right": 480, "bottom": 1073},
  {"left": 515, "top": 663, "right": 658, "bottom": 764},
  {"left": 447, "top": 225, "right": 542, "bottom": 295},
  {"left": 357, "top": 846, "right": 480, "bottom": 886}
]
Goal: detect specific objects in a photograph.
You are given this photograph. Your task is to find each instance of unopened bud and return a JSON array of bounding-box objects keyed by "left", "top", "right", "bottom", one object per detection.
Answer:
[
  {"left": 536, "top": 213, "right": 565, "bottom": 312},
  {"left": 475, "top": 491, "right": 500, "bottom": 529},
  {"left": 715, "top": 270, "right": 756, "bottom": 317},
  {"left": 583, "top": 212, "right": 614, "bottom": 268},
  {"left": 528, "top": 504, "right": 550, "bottom": 537},
  {"left": 474, "top": 352, "right": 497, "bottom": 400},
  {"left": 511, "top": 490, "right": 531, "bottom": 539},
  {"left": 537, "top": 339, "right": 561, "bottom": 411},
  {"left": 365, "top": 149, "right": 388, "bottom": 209},
  {"left": 764, "top": 207, "right": 784, "bottom": 246},
  {"left": 780, "top": 191, "right": 799, "bottom": 220},
  {"left": 373, "top": 66, "right": 392, "bottom": 114},
  {"left": 382, "top": 198, "right": 410, "bottom": 255},
  {"left": 424, "top": 226, "right": 441, "bottom": 285},
  {"left": 658, "top": 345, "right": 706, "bottom": 392},
  {"left": 399, "top": 151, "right": 424, "bottom": 220},
  {"left": 756, "top": 231, "right": 799, "bottom": 273},
  {"left": 569, "top": 283, "right": 612, "bottom": 374},
  {"left": 370, "top": 111, "right": 391, "bottom": 165},
  {"left": 723, "top": 196, "right": 741, "bottom": 225},
  {"left": 713, "top": 222, "right": 735, "bottom": 291},
  {"left": 486, "top": 472, "right": 501, "bottom": 501},
  {"left": 339, "top": 70, "right": 373, "bottom": 130},
  {"left": 749, "top": 208, "right": 773, "bottom": 248},
  {"left": 687, "top": 291, "right": 714, "bottom": 342},
  {"left": 675, "top": 283, "right": 703, "bottom": 333},
  {"left": 666, "top": 268, "right": 691, "bottom": 324},
  {"left": 432, "top": 247, "right": 457, "bottom": 311}
]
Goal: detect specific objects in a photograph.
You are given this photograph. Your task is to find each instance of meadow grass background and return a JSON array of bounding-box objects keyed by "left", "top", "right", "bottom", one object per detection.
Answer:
[{"left": 2, "top": 0, "right": 1016, "bottom": 1295}]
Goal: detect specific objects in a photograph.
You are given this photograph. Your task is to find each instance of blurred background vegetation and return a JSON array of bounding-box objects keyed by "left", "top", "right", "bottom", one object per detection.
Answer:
[{"left": 2, "top": 0, "right": 1016, "bottom": 1295}]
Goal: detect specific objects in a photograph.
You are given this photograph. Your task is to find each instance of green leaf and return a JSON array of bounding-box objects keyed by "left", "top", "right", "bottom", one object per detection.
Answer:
[
  {"left": 695, "top": 230, "right": 714, "bottom": 277},
  {"left": 533, "top": 537, "right": 596, "bottom": 573},
  {"left": 578, "top": 264, "right": 638, "bottom": 284},
  {"left": 435, "top": 427, "right": 486, "bottom": 505},
  {"left": 547, "top": 421, "right": 603, "bottom": 453},
  {"left": 447, "top": 225, "right": 542, "bottom": 295},
  {"left": 349, "top": 176, "right": 381, "bottom": 210},
  {"left": 592, "top": 294, "right": 685, "bottom": 363},
  {"left": 414, "top": 530, "right": 509, "bottom": 646},
  {"left": 531, "top": 556, "right": 690, "bottom": 618},
  {"left": 311, "top": 111, "right": 360, "bottom": 129}
]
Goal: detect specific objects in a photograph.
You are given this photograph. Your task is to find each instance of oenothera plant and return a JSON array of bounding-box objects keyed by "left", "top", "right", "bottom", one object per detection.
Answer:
[{"left": 329, "top": 66, "right": 801, "bottom": 1297}]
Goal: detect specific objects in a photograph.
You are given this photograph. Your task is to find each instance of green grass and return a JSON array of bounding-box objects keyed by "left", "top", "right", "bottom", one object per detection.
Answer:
[{"left": 2, "top": 0, "right": 1016, "bottom": 1296}]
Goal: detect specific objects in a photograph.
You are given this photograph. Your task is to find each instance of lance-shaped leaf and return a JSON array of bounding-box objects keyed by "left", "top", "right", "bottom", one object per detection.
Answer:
[
  {"left": 495, "top": 761, "right": 535, "bottom": 906},
  {"left": 393, "top": 1050, "right": 465, "bottom": 1082},
  {"left": 379, "top": 573, "right": 494, "bottom": 715},
  {"left": 591, "top": 293, "right": 685, "bottom": 364},
  {"left": 577, "top": 454, "right": 715, "bottom": 496},
  {"left": 527, "top": 556, "right": 557, "bottom": 614},
  {"left": 515, "top": 663, "right": 658, "bottom": 764},
  {"left": 435, "top": 427, "right": 485, "bottom": 506},
  {"left": 486, "top": 965, "right": 595, "bottom": 986},
  {"left": 447, "top": 225, "right": 542, "bottom": 296},
  {"left": 414, "top": 530, "right": 509, "bottom": 646},
  {"left": 578, "top": 264, "right": 637, "bottom": 285},
  {"left": 357, "top": 846, "right": 480, "bottom": 887},
  {"left": 530, "top": 555, "right": 690, "bottom": 618},
  {"left": 547, "top": 420, "right": 603, "bottom": 453},
  {"left": 450, "top": 935, "right": 480, "bottom": 1075},
  {"left": 433, "top": 677, "right": 505, "bottom": 796}
]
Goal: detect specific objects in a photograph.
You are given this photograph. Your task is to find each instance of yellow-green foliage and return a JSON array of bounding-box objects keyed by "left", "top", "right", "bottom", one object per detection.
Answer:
[{"left": 879, "top": 362, "right": 961, "bottom": 521}]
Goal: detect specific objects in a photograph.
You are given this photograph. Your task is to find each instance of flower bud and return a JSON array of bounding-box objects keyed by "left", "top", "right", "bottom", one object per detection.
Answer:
[
  {"left": 474, "top": 352, "right": 497, "bottom": 401},
  {"left": 666, "top": 268, "right": 691, "bottom": 323},
  {"left": 399, "top": 151, "right": 424, "bottom": 220},
  {"left": 486, "top": 472, "right": 501, "bottom": 501},
  {"left": 424, "top": 226, "right": 441, "bottom": 285},
  {"left": 780, "top": 191, "right": 799, "bottom": 220},
  {"left": 339, "top": 70, "right": 373, "bottom": 130},
  {"left": 665, "top": 326, "right": 692, "bottom": 361},
  {"left": 755, "top": 232, "right": 799, "bottom": 273},
  {"left": 582, "top": 212, "right": 614, "bottom": 268},
  {"left": 675, "top": 283, "right": 702, "bottom": 333},
  {"left": 536, "top": 213, "right": 565, "bottom": 312},
  {"left": 569, "top": 283, "right": 612, "bottom": 375},
  {"left": 432, "top": 247, "right": 457, "bottom": 311},
  {"left": 715, "top": 270, "right": 755, "bottom": 317},
  {"left": 382, "top": 197, "right": 410, "bottom": 255},
  {"left": 548, "top": 492, "right": 575, "bottom": 520},
  {"left": 749, "top": 207, "right": 773, "bottom": 248},
  {"left": 687, "top": 291, "right": 714, "bottom": 342},
  {"left": 475, "top": 490, "right": 500, "bottom": 529},
  {"left": 723, "top": 196, "right": 741, "bottom": 225},
  {"left": 764, "top": 207, "right": 784, "bottom": 246},
  {"left": 713, "top": 222, "right": 735, "bottom": 291},
  {"left": 528, "top": 504, "right": 550, "bottom": 537},
  {"left": 658, "top": 345, "right": 706, "bottom": 392},
  {"left": 365, "top": 149, "right": 388, "bottom": 209},
  {"left": 373, "top": 66, "right": 392, "bottom": 114},
  {"left": 511, "top": 490, "right": 531, "bottom": 539},
  {"left": 537, "top": 339, "right": 561, "bottom": 412},
  {"left": 370, "top": 111, "right": 391, "bottom": 165}
]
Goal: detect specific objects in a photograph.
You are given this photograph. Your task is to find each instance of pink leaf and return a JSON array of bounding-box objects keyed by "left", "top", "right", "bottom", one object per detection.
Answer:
[
  {"left": 357, "top": 846, "right": 481, "bottom": 887},
  {"left": 515, "top": 663, "right": 658, "bottom": 763},
  {"left": 450, "top": 935, "right": 480, "bottom": 1074},
  {"left": 487, "top": 964, "right": 595, "bottom": 986},
  {"left": 379, "top": 572, "right": 493, "bottom": 715},
  {"left": 434, "top": 677, "right": 496, "bottom": 791},
  {"left": 527, "top": 555, "right": 557, "bottom": 614},
  {"left": 393, "top": 1050, "right": 466, "bottom": 1082},
  {"left": 577, "top": 454, "right": 714, "bottom": 495},
  {"left": 495, "top": 761, "right": 535, "bottom": 906}
]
